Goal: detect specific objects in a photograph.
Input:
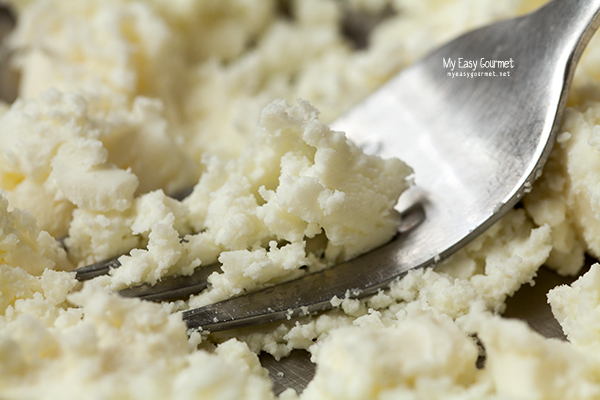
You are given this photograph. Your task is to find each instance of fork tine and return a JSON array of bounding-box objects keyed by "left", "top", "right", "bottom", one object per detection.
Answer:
[
  {"left": 74, "top": 251, "right": 222, "bottom": 302},
  {"left": 118, "top": 262, "right": 222, "bottom": 302},
  {"left": 182, "top": 203, "right": 425, "bottom": 332},
  {"left": 72, "top": 185, "right": 195, "bottom": 282},
  {"left": 182, "top": 242, "right": 397, "bottom": 332},
  {"left": 73, "top": 203, "right": 423, "bottom": 317},
  {"left": 74, "top": 255, "right": 123, "bottom": 281}
]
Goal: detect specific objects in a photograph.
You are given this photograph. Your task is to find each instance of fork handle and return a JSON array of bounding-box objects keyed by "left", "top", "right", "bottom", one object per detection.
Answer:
[{"left": 540, "top": 0, "right": 600, "bottom": 68}]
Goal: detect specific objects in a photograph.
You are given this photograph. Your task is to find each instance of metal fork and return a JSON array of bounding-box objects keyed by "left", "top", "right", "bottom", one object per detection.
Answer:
[{"left": 74, "top": 0, "right": 600, "bottom": 334}]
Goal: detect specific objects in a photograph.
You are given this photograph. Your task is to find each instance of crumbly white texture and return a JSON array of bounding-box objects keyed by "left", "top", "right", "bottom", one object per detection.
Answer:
[
  {"left": 549, "top": 264, "right": 600, "bottom": 353},
  {"left": 0, "top": 184, "right": 271, "bottom": 400},
  {"left": 92, "top": 98, "right": 410, "bottom": 294},
  {"left": 0, "top": 268, "right": 274, "bottom": 399},
  {"left": 0, "top": 89, "right": 196, "bottom": 239},
  {"left": 224, "top": 208, "right": 551, "bottom": 357},
  {"left": 183, "top": 99, "right": 410, "bottom": 305},
  {"left": 5, "top": 0, "right": 600, "bottom": 399},
  {"left": 301, "top": 308, "right": 486, "bottom": 400}
]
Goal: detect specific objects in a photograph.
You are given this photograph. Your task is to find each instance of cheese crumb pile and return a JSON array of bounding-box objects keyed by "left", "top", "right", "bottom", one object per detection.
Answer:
[{"left": 4, "top": 0, "right": 600, "bottom": 399}]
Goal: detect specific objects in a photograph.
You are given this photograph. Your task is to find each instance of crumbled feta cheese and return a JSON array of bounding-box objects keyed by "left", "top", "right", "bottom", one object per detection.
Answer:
[{"left": 4, "top": 0, "right": 600, "bottom": 398}]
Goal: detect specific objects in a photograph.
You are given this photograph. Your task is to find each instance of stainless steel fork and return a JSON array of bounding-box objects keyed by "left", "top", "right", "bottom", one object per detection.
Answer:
[{"left": 75, "top": 0, "right": 600, "bottom": 335}]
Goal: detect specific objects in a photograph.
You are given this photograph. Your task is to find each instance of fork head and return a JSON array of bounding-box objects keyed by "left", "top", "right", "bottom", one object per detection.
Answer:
[{"left": 183, "top": 0, "right": 600, "bottom": 333}]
